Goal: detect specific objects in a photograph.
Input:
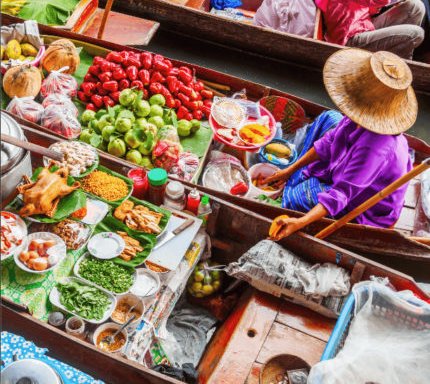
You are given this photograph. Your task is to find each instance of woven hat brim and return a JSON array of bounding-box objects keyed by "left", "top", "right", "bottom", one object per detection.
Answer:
[{"left": 323, "top": 49, "right": 418, "bottom": 135}]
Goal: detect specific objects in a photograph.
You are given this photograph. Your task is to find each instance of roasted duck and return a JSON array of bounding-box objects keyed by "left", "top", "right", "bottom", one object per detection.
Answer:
[{"left": 17, "top": 165, "right": 80, "bottom": 217}]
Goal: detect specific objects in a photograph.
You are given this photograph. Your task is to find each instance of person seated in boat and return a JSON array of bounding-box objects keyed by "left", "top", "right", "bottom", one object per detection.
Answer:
[
  {"left": 263, "top": 48, "right": 417, "bottom": 240},
  {"left": 316, "top": 0, "right": 426, "bottom": 59},
  {"left": 254, "top": 0, "right": 317, "bottom": 38}
]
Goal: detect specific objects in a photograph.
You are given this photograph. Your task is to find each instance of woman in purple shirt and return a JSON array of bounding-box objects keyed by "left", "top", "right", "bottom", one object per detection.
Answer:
[{"left": 264, "top": 48, "right": 418, "bottom": 239}]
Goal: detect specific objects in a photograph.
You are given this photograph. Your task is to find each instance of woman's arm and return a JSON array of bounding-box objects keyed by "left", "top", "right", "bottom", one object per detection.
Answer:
[
  {"left": 271, "top": 203, "right": 329, "bottom": 240},
  {"left": 262, "top": 147, "right": 320, "bottom": 184}
]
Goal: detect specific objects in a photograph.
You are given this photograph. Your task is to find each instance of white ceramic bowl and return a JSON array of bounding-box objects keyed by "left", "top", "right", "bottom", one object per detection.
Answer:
[
  {"left": 246, "top": 163, "right": 284, "bottom": 200},
  {"left": 93, "top": 322, "right": 129, "bottom": 354},
  {"left": 14, "top": 232, "right": 66, "bottom": 274},
  {"left": 111, "top": 293, "right": 145, "bottom": 333}
]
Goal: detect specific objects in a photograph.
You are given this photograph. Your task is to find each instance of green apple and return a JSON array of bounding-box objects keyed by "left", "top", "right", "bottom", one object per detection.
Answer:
[
  {"left": 79, "top": 129, "right": 92, "bottom": 144},
  {"left": 149, "top": 94, "right": 166, "bottom": 106},
  {"left": 97, "top": 114, "right": 115, "bottom": 133},
  {"left": 117, "top": 109, "right": 135, "bottom": 123},
  {"left": 80, "top": 109, "right": 96, "bottom": 125},
  {"left": 134, "top": 99, "right": 151, "bottom": 117},
  {"left": 108, "top": 138, "right": 126, "bottom": 157},
  {"left": 124, "top": 129, "right": 142, "bottom": 149},
  {"left": 148, "top": 116, "right": 164, "bottom": 129},
  {"left": 134, "top": 118, "right": 148, "bottom": 130},
  {"left": 115, "top": 117, "right": 132, "bottom": 133},
  {"left": 119, "top": 89, "right": 136, "bottom": 107},
  {"left": 190, "top": 119, "right": 201, "bottom": 134},
  {"left": 140, "top": 156, "right": 153, "bottom": 169},
  {"left": 177, "top": 119, "right": 192, "bottom": 137},
  {"left": 149, "top": 104, "right": 163, "bottom": 118},
  {"left": 101, "top": 125, "right": 115, "bottom": 141},
  {"left": 126, "top": 149, "right": 143, "bottom": 164}
]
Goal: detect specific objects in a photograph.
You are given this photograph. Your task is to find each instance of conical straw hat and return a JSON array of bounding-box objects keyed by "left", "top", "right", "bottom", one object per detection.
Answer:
[{"left": 323, "top": 49, "right": 418, "bottom": 135}]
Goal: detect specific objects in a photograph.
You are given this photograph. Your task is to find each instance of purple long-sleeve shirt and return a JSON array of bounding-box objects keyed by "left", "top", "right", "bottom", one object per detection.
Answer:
[{"left": 303, "top": 117, "right": 412, "bottom": 227}]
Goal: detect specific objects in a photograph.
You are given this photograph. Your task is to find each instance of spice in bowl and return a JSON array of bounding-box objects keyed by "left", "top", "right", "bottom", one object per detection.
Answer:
[
  {"left": 96, "top": 327, "right": 126, "bottom": 353},
  {"left": 81, "top": 170, "right": 129, "bottom": 202}
]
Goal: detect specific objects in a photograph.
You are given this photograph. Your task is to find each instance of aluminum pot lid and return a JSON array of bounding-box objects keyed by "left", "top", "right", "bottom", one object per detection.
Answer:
[
  {"left": 1, "top": 359, "right": 63, "bottom": 384},
  {"left": 1, "top": 112, "right": 26, "bottom": 174}
]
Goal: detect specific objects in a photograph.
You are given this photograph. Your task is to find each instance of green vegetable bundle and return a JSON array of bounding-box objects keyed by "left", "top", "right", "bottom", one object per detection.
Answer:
[
  {"left": 58, "top": 281, "right": 111, "bottom": 321},
  {"left": 78, "top": 257, "right": 134, "bottom": 293}
]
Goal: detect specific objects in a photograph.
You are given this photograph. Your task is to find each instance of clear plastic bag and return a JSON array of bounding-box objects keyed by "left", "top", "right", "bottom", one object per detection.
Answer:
[
  {"left": 40, "top": 67, "right": 78, "bottom": 98},
  {"left": 42, "top": 93, "right": 78, "bottom": 117},
  {"left": 308, "top": 281, "right": 430, "bottom": 384},
  {"left": 41, "top": 105, "right": 81, "bottom": 139},
  {"left": 152, "top": 140, "right": 181, "bottom": 172},
  {"left": 158, "top": 125, "right": 181, "bottom": 143},
  {"left": 170, "top": 152, "right": 200, "bottom": 182},
  {"left": 6, "top": 96, "right": 44, "bottom": 124}
]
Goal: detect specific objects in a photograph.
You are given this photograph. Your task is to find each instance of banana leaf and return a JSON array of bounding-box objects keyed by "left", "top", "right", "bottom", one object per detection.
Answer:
[
  {"left": 18, "top": 0, "right": 80, "bottom": 26},
  {"left": 179, "top": 123, "right": 213, "bottom": 157},
  {"left": 80, "top": 165, "right": 134, "bottom": 205}
]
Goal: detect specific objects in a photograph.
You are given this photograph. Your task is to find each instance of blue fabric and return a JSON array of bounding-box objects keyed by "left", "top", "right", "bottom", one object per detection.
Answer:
[
  {"left": 211, "top": 0, "right": 242, "bottom": 10},
  {"left": 282, "top": 110, "right": 343, "bottom": 211},
  {"left": 1, "top": 331, "right": 104, "bottom": 384}
]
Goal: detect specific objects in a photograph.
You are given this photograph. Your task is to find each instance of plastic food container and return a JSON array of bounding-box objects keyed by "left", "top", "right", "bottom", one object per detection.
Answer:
[
  {"left": 93, "top": 322, "right": 128, "bottom": 354},
  {"left": 246, "top": 163, "right": 284, "bottom": 199},
  {"left": 111, "top": 293, "right": 145, "bottom": 333},
  {"left": 131, "top": 268, "right": 161, "bottom": 298},
  {"left": 258, "top": 138, "right": 298, "bottom": 169}
]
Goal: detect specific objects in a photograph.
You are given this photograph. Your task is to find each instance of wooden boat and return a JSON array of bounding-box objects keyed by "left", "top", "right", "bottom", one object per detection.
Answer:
[
  {"left": 2, "top": 130, "right": 429, "bottom": 383},
  {"left": 2, "top": 14, "right": 430, "bottom": 266},
  {"left": 104, "top": 0, "right": 430, "bottom": 93}
]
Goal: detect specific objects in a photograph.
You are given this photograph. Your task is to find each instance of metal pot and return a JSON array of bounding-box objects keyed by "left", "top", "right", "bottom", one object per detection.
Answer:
[
  {"left": 1, "top": 112, "right": 32, "bottom": 200},
  {"left": 1, "top": 358, "right": 63, "bottom": 384}
]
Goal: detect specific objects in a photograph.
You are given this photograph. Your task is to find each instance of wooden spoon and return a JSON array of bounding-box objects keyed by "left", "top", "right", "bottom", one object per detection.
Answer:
[{"left": 1, "top": 133, "right": 64, "bottom": 162}]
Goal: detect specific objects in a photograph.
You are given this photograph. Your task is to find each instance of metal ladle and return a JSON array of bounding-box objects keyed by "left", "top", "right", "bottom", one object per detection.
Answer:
[{"left": 101, "top": 315, "right": 135, "bottom": 345}]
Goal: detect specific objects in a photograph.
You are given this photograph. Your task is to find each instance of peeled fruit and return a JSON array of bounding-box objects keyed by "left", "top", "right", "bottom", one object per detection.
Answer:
[
  {"left": 42, "top": 39, "right": 80, "bottom": 74},
  {"left": 3, "top": 65, "right": 42, "bottom": 98},
  {"left": 268, "top": 214, "right": 289, "bottom": 239},
  {"left": 20, "top": 43, "right": 38, "bottom": 57},
  {"left": 6, "top": 39, "right": 21, "bottom": 60},
  {"left": 265, "top": 143, "right": 291, "bottom": 159}
]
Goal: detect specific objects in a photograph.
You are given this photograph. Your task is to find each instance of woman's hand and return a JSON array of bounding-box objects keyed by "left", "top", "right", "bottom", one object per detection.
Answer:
[
  {"left": 270, "top": 216, "right": 305, "bottom": 240},
  {"left": 261, "top": 167, "right": 292, "bottom": 186}
]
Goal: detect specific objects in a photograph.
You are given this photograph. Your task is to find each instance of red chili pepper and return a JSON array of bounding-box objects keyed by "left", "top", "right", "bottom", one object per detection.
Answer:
[
  {"left": 178, "top": 70, "right": 193, "bottom": 84},
  {"left": 189, "top": 90, "right": 199, "bottom": 100},
  {"left": 150, "top": 71, "right": 165, "bottom": 84},
  {"left": 203, "top": 99, "right": 212, "bottom": 107},
  {"left": 184, "top": 112, "right": 193, "bottom": 121},
  {"left": 81, "top": 82, "right": 96, "bottom": 97},
  {"left": 200, "top": 89, "right": 214, "bottom": 99},
  {"left": 230, "top": 182, "right": 249, "bottom": 195},
  {"left": 118, "top": 79, "right": 130, "bottom": 91},
  {"left": 193, "top": 81, "right": 204, "bottom": 92},
  {"left": 179, "top": 66, "right": 192, "bottom": 75},
  {"left": 165, "top": 95, "right": 175, "bottom": 108},
  {"left": 138, "top": 69, "right": 150, "bottom": 85},
  {"left": 84, "top": 73, "right": 98, "bottom": 83},
  {"left": 102, "top": 80, "right": 119, "bottom": 92},
  {"left": 98, "top": 71, "right": 112, "bottom": 83},
  {"left": 77, "top": 91, "right": 89, "bottom": 102},
  {"left": 153, "top": 54, "right": 165, "bottom": 63},
  {"left": 149, "top": 82, "right": 163, "bottom": 94},
  {"left": 86, "top": 103, "right": 96, "bottom": 111},
  {"left": 177, "top": 106, "right": 188, "bottom": 119},
  {"left": 140, "top": 52, "right": 153, "bottom": 69},
  {"left": 91, "top": 94, "right": 104, "bottom": 108},
  {"left": 177, "top": 93, "right": 190, "bottom": 105},
  {"left": 174, "top": 99, "right": 182, "bottom": 109},
  {"left": 100, "top": 61, "right": 113, "bottom": 73},
  {"left": 193, "top": 110, "right": 203, "bottom": 120},
  {"left": 126, "top": 66, "right": 138, "bottom": 81},
  {"left": 103, "top": 96, "right": 115, "bottom": 108},
  {"left": 106, "top": 51, "right": 123, "bottom": 63},
  {"left": 178, "top": 84, "right": 193, "bottom": 97},
  {"left": 169, "top": 67, "right": 179, "bottom": 76},
  {"left": 110, "top": 91, "right": 121, "bottom": 102},
  {"left": 163, "top": 59, "right": 173, "bottom": 69},
  {"left": 119, "top": 51, "right": 130, "bottom": 60},
  {"left": 142, "top": 88, "right": 149, "bottom": 99},
  {"left": 154, "top": 60, "right": 170, "bottom": 74},
  {"left": 93, "top": 56, "right": 105, "bottom": 66},
  {"left": 186, "top": 100, "right": 203, "bottom": 111},
  {"left": 88, "top": 65, "right": 100, "bottom": 76},
  {"left": 96, "top": 82, "right": 108, "bottom": 96},
  {"left": 131, "top": 80, "right": 144, "bottom": 90},
  {"left": 158, "top": 85, "right": 171, "bottom": 98},
  {"left": 112, "top": 68, "right": 127, "bottom": 81}
]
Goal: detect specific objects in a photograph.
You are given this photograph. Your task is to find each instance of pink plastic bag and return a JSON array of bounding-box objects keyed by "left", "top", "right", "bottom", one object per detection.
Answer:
[
  {"left": 152, "top": 140, "right": 181, "bottom": 172},
  {"left": 40, "top": 67, "right": 78, "bottom": 98},
  {"left": 170, "top": 152, "right": 200, "bottom": 181},
  {"left": 42, "top": 93, "right": 78, "bottom": 117},
  {"left": 6, "top": 96, "right": 44, "bottom": 124},
  {"left": 41, "top": 105, "right": 81, "bottom": 139}
]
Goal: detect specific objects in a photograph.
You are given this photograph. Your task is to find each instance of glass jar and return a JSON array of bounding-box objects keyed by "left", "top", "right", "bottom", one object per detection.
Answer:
[
  {"left": 128, "top": 168, "right": 148, "bottom": 199},
  {"left": 163, "top": 181, "right": 186, "bottom": 211},
  {"left": 147, "top": 168, "right": 168, "bottom": 206},
  {"left": 65, "top": 316, "right": 86, "bottom": 340}
]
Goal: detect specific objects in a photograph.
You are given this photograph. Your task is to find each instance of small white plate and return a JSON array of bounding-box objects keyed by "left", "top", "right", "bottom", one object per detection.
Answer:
[{"left": 87, "top": 232, "right": 125, "bottom": 260}]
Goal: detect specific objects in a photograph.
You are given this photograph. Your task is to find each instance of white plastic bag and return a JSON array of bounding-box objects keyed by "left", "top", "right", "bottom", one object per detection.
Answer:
[
  {"left": 308, "top": 281, "right": 430, "bottom": 384},
  {"left": 40, "top": 67, "right": 78, "bottom": 98},
  {"left": 6, "top": 96, "right": 44, "bottom": 124}
]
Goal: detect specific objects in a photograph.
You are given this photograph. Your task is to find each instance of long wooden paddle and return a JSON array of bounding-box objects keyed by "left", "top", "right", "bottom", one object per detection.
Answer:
[
  {"left": 97, "top": 0, "right": 114, "bottom": 39},
  {"left": 315, "top": 158, "right": 430, "bottom": 240}
]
